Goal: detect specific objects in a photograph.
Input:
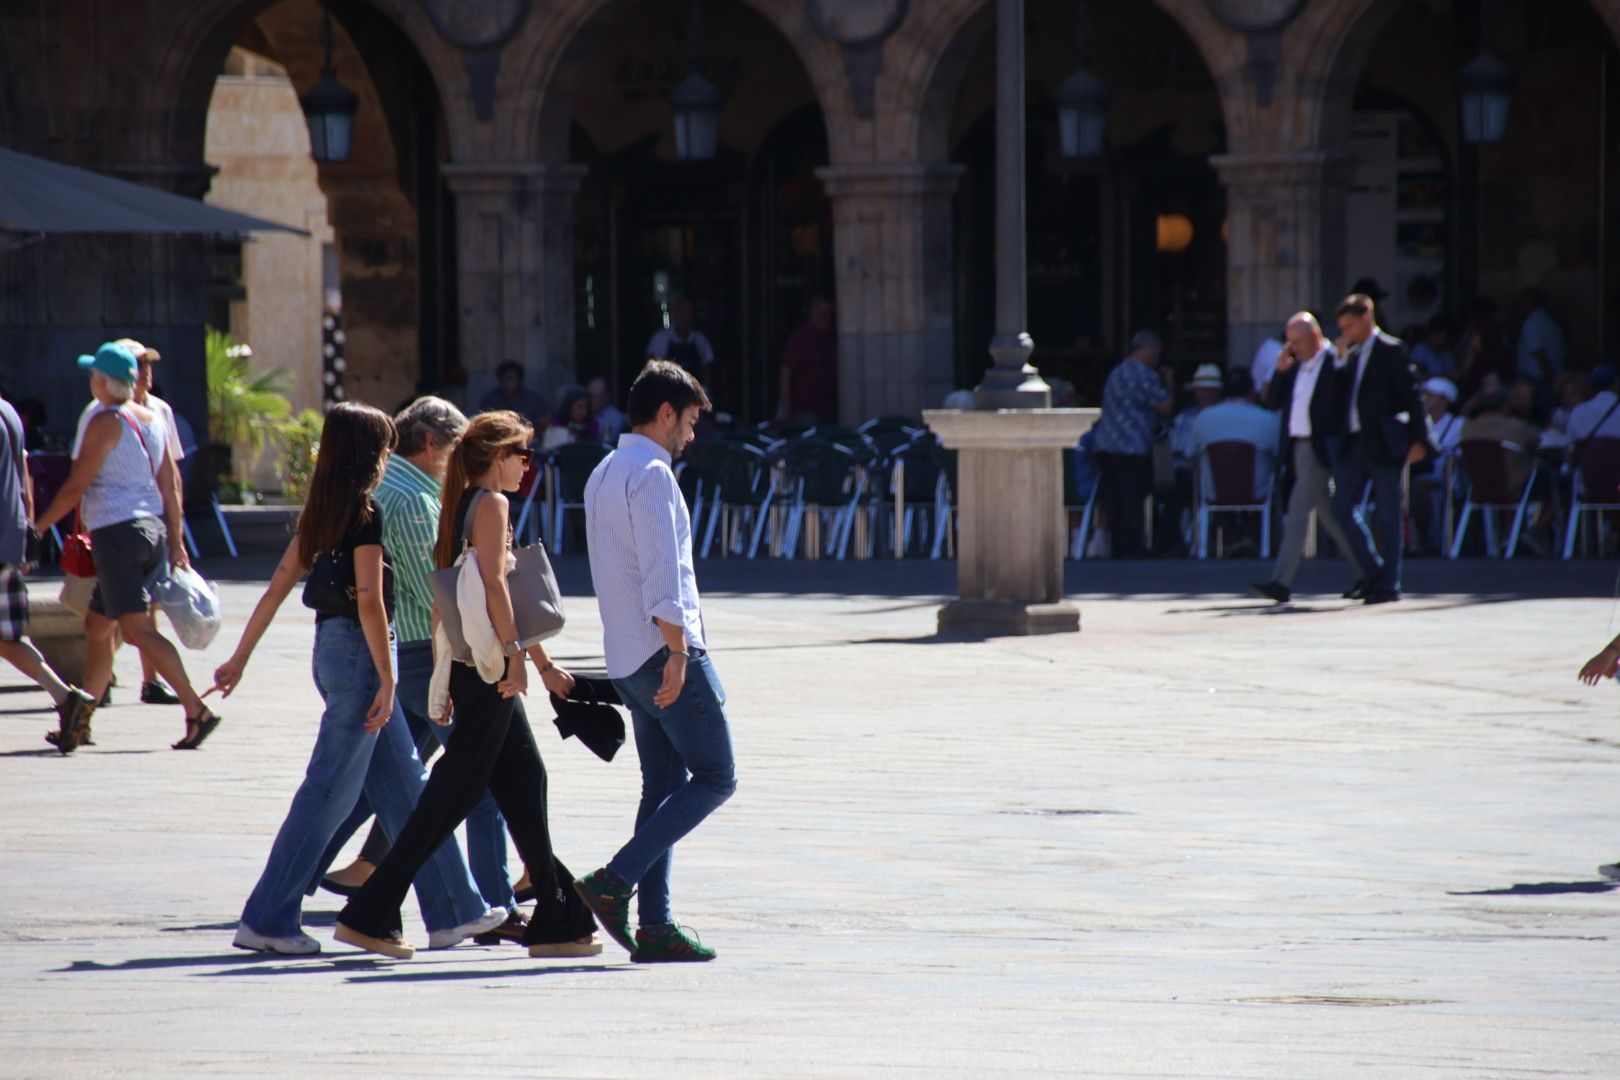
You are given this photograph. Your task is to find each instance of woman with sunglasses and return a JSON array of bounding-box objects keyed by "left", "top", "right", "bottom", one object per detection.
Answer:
[{"left": 335, "top": 410, "right": 599, "bottom": 959}]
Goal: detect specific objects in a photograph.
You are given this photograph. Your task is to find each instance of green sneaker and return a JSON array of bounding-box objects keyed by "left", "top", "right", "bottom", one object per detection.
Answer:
[
  {"left": 573, "top": 870, "right": 635, "bottom": 954},
  {"left": 631, "top": 925, "right": 716, "bottom": 964}
]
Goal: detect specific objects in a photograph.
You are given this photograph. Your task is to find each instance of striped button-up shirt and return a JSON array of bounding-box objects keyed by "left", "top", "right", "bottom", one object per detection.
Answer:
[
  {"left": 374, "top": 454, "right": 442, "bottom": 644},
  {"left": 584, "top": 433, "right": 706, "bottom": 679}
]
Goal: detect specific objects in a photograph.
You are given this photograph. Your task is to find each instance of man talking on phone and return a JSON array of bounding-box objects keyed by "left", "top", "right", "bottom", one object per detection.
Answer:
[
  {"left": 1330, "top": 293, "right": 1430, "bottom": 605},
  {"left": 1251, "top": 312, "right": 1371, "bottom": 604}
]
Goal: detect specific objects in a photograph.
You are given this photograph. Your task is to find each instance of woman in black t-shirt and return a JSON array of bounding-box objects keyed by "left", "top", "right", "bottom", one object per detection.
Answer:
[{"left": 212, "top": 402, "right": 498, "bottom": 956}]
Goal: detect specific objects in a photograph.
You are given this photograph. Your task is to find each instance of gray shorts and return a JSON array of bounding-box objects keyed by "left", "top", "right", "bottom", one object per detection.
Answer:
[{"left": 88, "top": 517, "right": 167, "bottom": 619}]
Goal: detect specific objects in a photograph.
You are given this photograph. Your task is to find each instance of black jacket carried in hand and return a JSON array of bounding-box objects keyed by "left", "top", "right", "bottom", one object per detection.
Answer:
[
  {"left": 1265, "top": 348, "right": 1348, "bottom": 468},
  {"left": 1342, "top": 330, "right": 1428, "bottom": 467}
]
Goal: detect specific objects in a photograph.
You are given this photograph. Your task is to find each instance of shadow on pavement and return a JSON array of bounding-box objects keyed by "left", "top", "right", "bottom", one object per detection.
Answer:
[
  {"left": 1448, "top": 880, "right": 1620, "bottom": 896},
  {"left": 342, "top": 963, "right": 634, "bottom": 984},
  {"left": 161, "top": 921, "right": 240, "bottom": 933},
  {"left": 56, "top": 953, "right": 312, "bottom": 973}
]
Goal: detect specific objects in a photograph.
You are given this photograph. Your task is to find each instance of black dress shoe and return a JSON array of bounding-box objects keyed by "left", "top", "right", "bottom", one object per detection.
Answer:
[
  {"left": 1342, "top": 577, "right": 1374, "bottom": 601},
  {"left": 141, "top": 680, "right": 182, "bottom": 705},
  {"left": 1363, "top": 590, "right": 1401, "bottom": 606},
  {"left": 1250, "top": 581, "right": 1291, "bottom": 604}
]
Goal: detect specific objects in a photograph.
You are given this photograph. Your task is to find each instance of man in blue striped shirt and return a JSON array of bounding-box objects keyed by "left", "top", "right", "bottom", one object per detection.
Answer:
[{"left": 576, "top": 360, "right": 736, "bottom": 963}]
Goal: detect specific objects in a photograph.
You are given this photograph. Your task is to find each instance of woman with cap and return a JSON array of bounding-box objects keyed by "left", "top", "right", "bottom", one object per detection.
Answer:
[{"left": 32, "top": 342, "right": 218, "bottom": 752}]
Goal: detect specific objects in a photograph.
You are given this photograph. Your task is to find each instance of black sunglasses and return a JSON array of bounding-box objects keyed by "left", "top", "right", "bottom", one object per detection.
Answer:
[{"left": 512, "top": 448, "right": 535, "bottom": 467}]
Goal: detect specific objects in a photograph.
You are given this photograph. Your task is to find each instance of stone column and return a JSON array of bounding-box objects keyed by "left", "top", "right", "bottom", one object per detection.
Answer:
[
  {"left": 1212, "top": 150, "right": 1352, "bottom": 366},
  {"left": 816, "top": 162, "right": 964, "bottom": 421},
  {"left": 442, "top": 161, "right": 587, "bottom": 406},
  {"left": 923, "top": 408, "right": 1098, "bottom": 635}
]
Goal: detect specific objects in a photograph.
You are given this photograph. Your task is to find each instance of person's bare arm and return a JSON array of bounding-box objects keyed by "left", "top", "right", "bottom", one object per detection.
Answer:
[
  {"left": 157, "top": 447, "right": 189, "bottom": 571},
  {"left": 34, "top": 414, "right": 119, "bottom": 532},
  {"left": 471, "top": 492, "right": 527, "bottom": 699},
  {"left": 352, "top": 541, "right": 395, "bottom": 730},
  {"left": 213, "top": 536, "right": 306, "bottom": 696},
  {"left": 1579, "top": 630, "right": 1620, "bottom": 685}
]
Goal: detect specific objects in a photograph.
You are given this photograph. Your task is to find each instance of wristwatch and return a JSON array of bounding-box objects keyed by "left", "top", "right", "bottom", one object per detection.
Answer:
[{"left": 502, "top": 639, "right": 522, "bottom": 657}]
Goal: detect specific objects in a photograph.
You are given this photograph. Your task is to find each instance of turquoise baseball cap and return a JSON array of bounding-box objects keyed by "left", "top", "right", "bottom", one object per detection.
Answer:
[{"left": 77, "top": 341, "right": 138, "bottom": 383}]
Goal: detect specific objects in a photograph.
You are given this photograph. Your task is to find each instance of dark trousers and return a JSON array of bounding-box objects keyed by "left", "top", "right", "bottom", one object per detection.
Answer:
[
  {"left": 1331, "top": 437, "right": 1404, "bottom": 594},
  {"left": 338, "top": 662, "right": 595, "bottom": 946},
  {"left": 1097, "top": 452, "right": 1153, "bottom": 557}
]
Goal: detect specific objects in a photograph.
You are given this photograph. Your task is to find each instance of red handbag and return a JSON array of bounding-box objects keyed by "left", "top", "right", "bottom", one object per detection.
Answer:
[{"left": 60, "top": 510, "right": 95, "bottom": 578}]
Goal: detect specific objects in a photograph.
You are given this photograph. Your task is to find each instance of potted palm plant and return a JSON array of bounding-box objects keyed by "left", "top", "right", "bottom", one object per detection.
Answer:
[{"left": 203, "top": 328, "right": 296, "bottom": 504}]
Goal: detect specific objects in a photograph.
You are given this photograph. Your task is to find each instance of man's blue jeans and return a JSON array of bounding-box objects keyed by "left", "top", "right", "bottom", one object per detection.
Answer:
[
  {"left": 240, "top": 618, "right": 487, "bottom": 938},
  {"left": 608, "top": 647, "right": 737, "bottom": 927},
  {"left": 314, "top": 639, "right": 515, "bottom": 911}
]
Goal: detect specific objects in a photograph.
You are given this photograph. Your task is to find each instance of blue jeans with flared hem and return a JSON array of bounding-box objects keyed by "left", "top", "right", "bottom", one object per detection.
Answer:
[
  {"left": 607, "top": 647, "right": 738, "bottom": 928},
  {"left": 238, "top": 617, "right": 487, "bottom": 939},
  {"left": 310, "top": 639, "right": 515, "bottom": 911}
]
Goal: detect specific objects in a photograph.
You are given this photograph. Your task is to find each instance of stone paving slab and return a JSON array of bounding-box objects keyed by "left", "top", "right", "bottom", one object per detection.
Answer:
[{"left": 2, "top": 560, "right": 1619, "bottom": 1077}]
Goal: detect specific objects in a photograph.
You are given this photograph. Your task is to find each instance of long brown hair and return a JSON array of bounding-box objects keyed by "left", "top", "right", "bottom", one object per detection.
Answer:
[
  {"left": 297, "top": 402, "right": 398, "bottom": 568},
  {"left": 434, "top": 409, "right": 533, "bottom": 568}
]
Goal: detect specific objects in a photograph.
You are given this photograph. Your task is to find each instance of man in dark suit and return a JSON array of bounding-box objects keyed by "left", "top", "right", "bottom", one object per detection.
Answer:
[
  {"left": 1251, "top": 312, "right": 1370, "bottom": 604},
  {"left": 1331, "top": 293, "right": 1430, "bottom": 605}
]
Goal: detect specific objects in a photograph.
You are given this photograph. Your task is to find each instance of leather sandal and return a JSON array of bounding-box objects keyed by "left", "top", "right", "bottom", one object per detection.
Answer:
[{"left": 172, "top": 707, "right": 222, "bottom": 750}]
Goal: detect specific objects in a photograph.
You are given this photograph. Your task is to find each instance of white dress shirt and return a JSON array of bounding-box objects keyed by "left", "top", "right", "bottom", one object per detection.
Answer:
[
  {"left": 1288, "top": 348, "right": 1330, "bottom": 438},
  {"left": 584, "top": 433, "right": 707, "bottom": 678}
]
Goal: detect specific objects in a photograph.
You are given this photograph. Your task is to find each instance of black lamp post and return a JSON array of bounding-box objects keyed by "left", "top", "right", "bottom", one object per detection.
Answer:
[
  {"left": 301, "top": 5, "right": 359, "bottom": 163},
  {"left": 669, "top": 3, "right": 725, "bottom": 161},
  {"left": 1056, "top": 1, "right": 1110, "bottom": 159}
]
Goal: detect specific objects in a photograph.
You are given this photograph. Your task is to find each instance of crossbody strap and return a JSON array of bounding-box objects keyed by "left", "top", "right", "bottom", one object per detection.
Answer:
[
  {"left": 1578, "top": 396, "right": 1620, "bottom": 451},
  {"left": 105, "top": 405, "right": 157, "bottom": 476}
]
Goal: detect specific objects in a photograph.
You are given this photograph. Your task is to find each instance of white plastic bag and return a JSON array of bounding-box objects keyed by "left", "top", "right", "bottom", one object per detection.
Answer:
[{"left": 155, "top": 565, "right": 222, "bottom": 650}]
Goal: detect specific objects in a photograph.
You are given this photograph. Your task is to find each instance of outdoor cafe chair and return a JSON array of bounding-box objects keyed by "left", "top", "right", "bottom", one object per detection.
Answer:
[
  {"left": 697, "top": 441, "right": 777, "bottom": 559},
  {"left": 548, "top": 441, "right": 612, "bottom": 554},
  {"left": 778, "top": 439, "right": 863, "bottom": 559},
  {"left": 1562, "top": 436, "right": 1620, "bottom": 558},
  {"left": 1449, "top": 438, "right": 1541, "bottom": 559},
  {"left": 1193, "top": 441, "right": 1273, "bottom": 560}
]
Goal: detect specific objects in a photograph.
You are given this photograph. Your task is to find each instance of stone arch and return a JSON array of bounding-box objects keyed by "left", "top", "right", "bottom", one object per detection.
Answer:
[
  {"left": 132, "top": 0, "right": 474, "bottom": 169},
  {"left": 1285, "top": 0, "right": 1620, "bottom": 151},
  {"left": 493, "top": 0, "right": 850, "bottom": 165},
  {"left": 886, "top": 0, "right": 1247, "bottom": 166}
]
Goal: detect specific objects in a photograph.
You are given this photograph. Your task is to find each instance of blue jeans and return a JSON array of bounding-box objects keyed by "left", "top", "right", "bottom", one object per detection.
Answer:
[
  {"left": 1332, "top": 439, "right": 1405, "bottom": 594},
  {"left": 608, "top": 647, "right": 737, "bottom": 927},
  {"left": 315, "top": 640, "right": 515, "bottom": 910},
  {"left": 239, "top": 618, "right": 487, "bottom": 938}
]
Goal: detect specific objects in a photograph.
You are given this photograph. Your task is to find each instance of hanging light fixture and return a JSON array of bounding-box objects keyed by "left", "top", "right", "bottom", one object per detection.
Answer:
[
  {"left": 1457, "top": 0, "right": 1515, "bottom": 145},
  {"left": 300, "top": 4, "right": 359, "bottom": 163},
  {"left": 1457, "top": 50, "right": 1515, "bottom": 144},
  {"left": 1056, "top": 1, "right": 1110, "bottom": 159},
  {"left": 669, "top": 3, "right": 726, "bottom": 161}
]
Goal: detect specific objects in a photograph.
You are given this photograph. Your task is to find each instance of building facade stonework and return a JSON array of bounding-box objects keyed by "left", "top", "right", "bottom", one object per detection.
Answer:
[{"left": 2, "top": 0, "right": 1617, "bottom": 437}]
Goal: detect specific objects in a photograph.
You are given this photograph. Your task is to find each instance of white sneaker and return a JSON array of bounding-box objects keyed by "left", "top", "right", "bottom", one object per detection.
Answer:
[
  {"left": 1598, "top": 863, "right": 1620, "bottom": 881},
  {"left": 427, "top": 907, "right": 508, "bottom": 950},
  {"left": 233, "top": 923, "right": 321, "bottom": 955}
]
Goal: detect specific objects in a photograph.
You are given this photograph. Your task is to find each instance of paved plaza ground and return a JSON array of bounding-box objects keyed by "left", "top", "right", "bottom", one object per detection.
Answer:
[{"left": 3, "top": 556, "right": 1620, "bottom": 1078}]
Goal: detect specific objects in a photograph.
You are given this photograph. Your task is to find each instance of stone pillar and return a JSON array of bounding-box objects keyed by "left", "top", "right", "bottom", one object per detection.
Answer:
[
  {"left": 923, "top": 408, "right": 1099, "bottom": 635},
  {"left": 816, "top": 162, "right": 964, "bottom": 421},
  {"left": 442, "top": 161, "right": 587, "bottom": 407},
  {"left": 1212, "top": 150, "right": 1352, "bottom": 367}
]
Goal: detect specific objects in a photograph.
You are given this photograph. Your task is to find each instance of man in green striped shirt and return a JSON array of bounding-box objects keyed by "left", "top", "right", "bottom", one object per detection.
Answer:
[{"left": 320, "top": 398, "right": 528, "bottom": 943}]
